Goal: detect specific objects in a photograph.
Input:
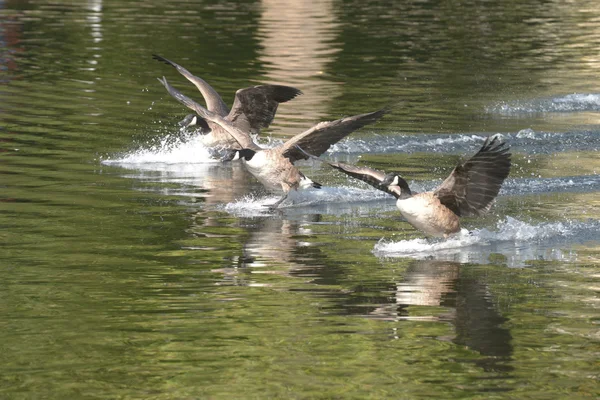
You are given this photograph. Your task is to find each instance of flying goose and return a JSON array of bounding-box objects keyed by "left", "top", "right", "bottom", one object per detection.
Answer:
[
  {"left": 301, "top": 136, "right": 511, "bottom": 237},
  {"left": 156, "top": 76, "right": 387, "bottom": 208},
  {"left": 153, "top": 54, "right": 302, "bottom": 158}
]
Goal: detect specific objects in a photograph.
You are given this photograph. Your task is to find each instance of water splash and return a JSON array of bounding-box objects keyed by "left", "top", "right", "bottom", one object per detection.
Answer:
[
  {"left": 102, "top": 131, "right": 219, "bottom": 165},
  {"left": 487, "top": 93, "right": 600, "bottom": 114},
  {"left": 329, "top": 133, "right": 484, "bottom": 155},
  {"left": 101, "top": 126, "right": 287, "bottom": 169},
  {"left": 222, "top": 186, "right": 392, "bottom": 217},
  {"left": 328, "top": 129, "right": 600, "bottom": 156},
  {"left": 501, "top": 174, "right": 600, "bottom": 196},
  {"left": 373, "top": 217, "right": 600, "bottom": 267},
  {"left": 509, "top": 129, "right": 600, "bottom": 153},
  {"left": 222, "top": 193, "right": 282, "bottom": 217}
]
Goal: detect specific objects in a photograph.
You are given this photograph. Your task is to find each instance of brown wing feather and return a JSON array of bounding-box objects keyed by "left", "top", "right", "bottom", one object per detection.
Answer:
[
  {"left": 228, "top": 85, "right": 302, "bottom": 135},
  {"left": 434, "top": 136, "right": 511, "bottom": 217},
  {"left": 156, "top": 77, "right": 259, "bottom": 150},
  {"left": 280, "top": 109, "right": 387, "bottom": 163},
  {"left": 157, "top": 76, "right": 208, "bottom": 116},
  {"left": 152, "top": 54, "right": 230, "bottom": 116}
]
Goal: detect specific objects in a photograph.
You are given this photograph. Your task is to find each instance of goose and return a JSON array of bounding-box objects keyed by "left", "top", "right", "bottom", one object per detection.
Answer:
[
  {"left": 153, "top": 54, "right": 302, "bottom": 159},
  {"left": 156, "top": 76, "right": 387, "bottom": 208},
  {"left": 300, "top": 136, "right": 511, "bottom": 237}
]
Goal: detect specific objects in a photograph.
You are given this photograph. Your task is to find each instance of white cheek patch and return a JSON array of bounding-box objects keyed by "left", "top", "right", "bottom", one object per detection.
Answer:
[
  {"left": 391, "top": 175, "right": 399, "bottom": 186},
  {"left": 190, "top": 116, "right": 198, "bottom": 126},
  {"left": 231, "top": 151, "right": 240, "bottom": 161},
  {"left": 299, "top": 176, "right": 315, "bottom": 190}
]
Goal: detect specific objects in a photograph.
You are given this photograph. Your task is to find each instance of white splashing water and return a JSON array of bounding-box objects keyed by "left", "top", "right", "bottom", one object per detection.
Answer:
[
  {"left": 222, "top": 193, "right": 282, "bottom": 217},
  {"left": 222, "top": 186, "right": 392, "bottom": 217},
  {"left": 102, "top": 132, "right": 219, "bottom": 165},
  {"left": 373, "top": 217, "right": 599, "bottom": 267},
  {"left": 487, "top": 93, "right": 600, "bottom": 114},
  {"left": 329, "top": 129, "right": 600, "bottom": 157},
  {"left": 329, "top": 133, "right": 485, "bottom": 155}
]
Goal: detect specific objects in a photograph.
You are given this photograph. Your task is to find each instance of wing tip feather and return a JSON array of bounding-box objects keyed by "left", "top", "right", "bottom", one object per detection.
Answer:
[{"left": 152, "top": 54, "right": 175, "bottom": 67}]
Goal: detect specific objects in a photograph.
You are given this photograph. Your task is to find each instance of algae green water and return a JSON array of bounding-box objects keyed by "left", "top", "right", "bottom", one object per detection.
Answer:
[{"left": 1, "top": 1, "right": 599, "bottom": 398}]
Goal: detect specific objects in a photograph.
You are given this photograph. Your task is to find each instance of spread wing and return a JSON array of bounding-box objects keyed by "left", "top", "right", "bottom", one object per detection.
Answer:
[
  {"left": 228, "top": 85, "right": 302, "bottom": 135},
  {"left": 434, "top": 136, "right": 511, "bottom": 217},
  {"left": 157, "top": 77, "right": 259, "bottom": 150},
  {"left": 325, "top": 161, "right": 402, "bottom": 199},
  {"left": 280, "top": 109, "right": 387, "bottom": 163},
  {"left": 153, "top": 54, "right": 229, "bottom": 116}
]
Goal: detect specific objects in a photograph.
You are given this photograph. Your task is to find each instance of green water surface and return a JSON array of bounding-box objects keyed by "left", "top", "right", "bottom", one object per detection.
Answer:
[{"left": 1, "top": 1, "right": 599, "bottom": 398}]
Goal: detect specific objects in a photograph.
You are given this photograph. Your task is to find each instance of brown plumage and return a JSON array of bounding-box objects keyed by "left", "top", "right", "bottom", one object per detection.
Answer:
[
  {"left": 432, "top": 137, "right": 512, "bottom": 217},
  {"left": 220, "top": 110, "right": 388, "bottom": 208},
  {"left": 303, "top": 136, "right": 511, "bottom": 237},
  {"left": 153, "top": 54, "right": 301, "bottom": 156}
]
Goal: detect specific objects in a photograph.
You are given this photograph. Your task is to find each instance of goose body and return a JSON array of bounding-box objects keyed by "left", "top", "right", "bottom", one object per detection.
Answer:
[
  {"left": 396, "top": 193, "right": 461, "bottom": 237},
  {"left": 238, "top": 148, "right": 320, "bottom": 194},
  {"left": 303, "top": 136, "right": 511, "bottom": 237}
]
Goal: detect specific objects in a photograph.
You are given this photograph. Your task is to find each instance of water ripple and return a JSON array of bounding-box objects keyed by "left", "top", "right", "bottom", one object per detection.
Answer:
[
  {"left": 501, "top": 174, "right": 600, "bottom": 196},
  {"left": 330, "top": 130, "right": 600, "bottom": 155},
  {"left": 487, "top": 93, "right": 600, "bottom": 114}
]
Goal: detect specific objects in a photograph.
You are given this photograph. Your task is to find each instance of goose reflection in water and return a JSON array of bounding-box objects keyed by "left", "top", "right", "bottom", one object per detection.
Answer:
[
  {"left": 363, "top": 259, "right": 513, "bottom": 372},
  {"left": 212, "top": 215, "right": 324, "bottom": 287},
  {"left": 120, "top": 160, "right": 255, "bottom": 210},
  {"left": 192, "top": 161, "right": 256, "bottom": 211}
]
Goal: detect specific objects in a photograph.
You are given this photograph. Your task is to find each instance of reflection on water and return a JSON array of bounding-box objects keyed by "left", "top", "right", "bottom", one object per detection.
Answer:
[
  {"left": 240, "top": 216, "right": 319, "bottom": 267},
  {"left": 258, "top": 0, "right": 342, "bottom": 130},
  {"left": 85, "top": 0, "right": 102, "bottom": 43},
  {"left": 213, "top": 214, "right": 324, "bottom": 287},
  {"left": 367, "top": 260, "right": 513, "bottom": 371},
  {"left": 0, "top": 3, "right": 22, "bottom": 79},
  {"left": 392, "top": 260, "right": 459, "bottom": 309}
]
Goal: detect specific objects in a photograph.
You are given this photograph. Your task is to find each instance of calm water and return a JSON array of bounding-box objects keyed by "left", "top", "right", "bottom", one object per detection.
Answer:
[{"left": 1, "top": 0, "right": 600, "bottom": 398}]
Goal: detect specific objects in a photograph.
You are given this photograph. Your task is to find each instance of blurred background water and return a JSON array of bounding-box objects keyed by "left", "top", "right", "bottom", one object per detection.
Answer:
[{"left": 1, "top": 0, "right": 599, "bottom": 398}]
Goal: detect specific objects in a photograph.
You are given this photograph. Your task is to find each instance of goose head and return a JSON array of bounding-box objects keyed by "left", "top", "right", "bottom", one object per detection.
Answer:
[
  {"left": 232, "top": 148, "right": 258, "bottom": 161},
  {"left": 179, "top": 114, "right": 211, "bottom": 134},
  {"left": 382, "top": 173, "right": 412, "bottom": 199}
]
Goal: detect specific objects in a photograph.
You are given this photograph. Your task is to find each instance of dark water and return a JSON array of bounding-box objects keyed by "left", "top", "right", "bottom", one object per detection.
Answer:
[{"left": 2, "top": 0, "right": 600, "bottom": 398}]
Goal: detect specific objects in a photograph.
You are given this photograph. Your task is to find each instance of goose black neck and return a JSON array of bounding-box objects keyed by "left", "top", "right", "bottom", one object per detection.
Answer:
[
  {"left": 238, "top": 148, "right": 257, "bottom": 161},
  {"left": 398, "top": 177, "right": 411, "bottom": 194},
  {"left": 396, "top": 176, "right": 412, "bottom": 199}
]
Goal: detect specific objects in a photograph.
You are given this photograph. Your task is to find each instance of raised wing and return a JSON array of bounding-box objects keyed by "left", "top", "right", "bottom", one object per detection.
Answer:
[
  {"left": 434, "top": 136, "right": 511, "bottom": 217},
  {"left": 280, "top": 109, "right": 387, "bottom": 163},
  {"left": 157, "top": 77, "right": 259, "bottom": 150},
  {"left": 153, "top": 54, "right": 229, "bottom": 116},
  {"left": 228, "top": 85, "right": 302, "bottom": 135}
]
